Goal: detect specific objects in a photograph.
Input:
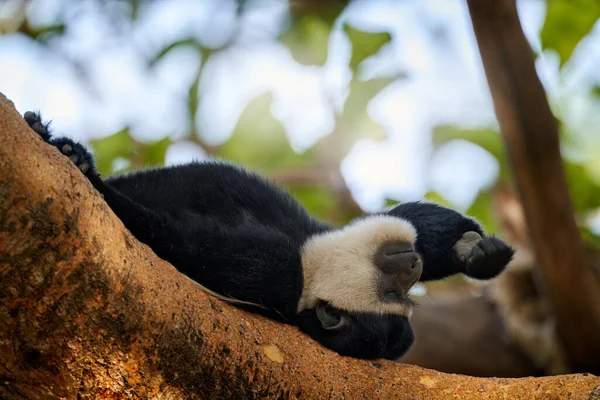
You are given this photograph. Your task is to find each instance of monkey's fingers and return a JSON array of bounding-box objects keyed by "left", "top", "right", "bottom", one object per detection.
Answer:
[{"left": 464, "top": 236, "right": 514, "bottom": 280}]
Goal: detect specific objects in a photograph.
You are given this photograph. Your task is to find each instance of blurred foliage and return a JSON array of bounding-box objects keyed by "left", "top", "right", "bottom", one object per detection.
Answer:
[
  {"left": 343, "top": 24, "right": 391, "bottom": 70},
  {"left": 148, "top": 39, "right": 204, "bottom": 67},
  {"left": 581, "top": 226, "right": 600, "bottom": 252},
  {"left": 431, "top": 4, "right": 600, "bottom": 239},
  {"left": 322, "top": 77, "right": 392, "bottom": 163},
  {"left": 432, "top": 126, "right": 511, "bottom": 184},
  {"left": 90, "top": 129, "right": 171, "bottom": 176},
  {"left": 282, "top": 15, "right": 335, "bottom": 65},
  {"left": 214, "top": 93, "right": 316, "bottom": 172},
  {"left": 4, "top": 0, "right": 600, "bottom": 238},
  {"left": 385, "top": 193, "right": 451, "bottom": 209},
  {"left": 541, "top": 0, "right": 600, "bottom": 66},
  {"left": 148, "top": 40, "right": 212, "bottom": 137},
  {"left": 423, "top": 192, "right": 452, "bottom": 208},
  {"left": 347, "top": 77, "right": 391, "bottom": 116},
  {"left": 466, "top": 191, "right": 498, "bottom": 234},
  {"left": 432, "top": 123, "right": 600, "bottom": 233},
  {"left": 563, "top": 162, "right": 600, "bottom": 212},
  {"left": 290, "top": 186, "right": 339, "bottom": 222}
]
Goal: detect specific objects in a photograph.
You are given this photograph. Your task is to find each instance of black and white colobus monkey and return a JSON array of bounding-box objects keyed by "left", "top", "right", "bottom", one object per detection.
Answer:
[{"left": 24, "top": 111, "right": 514, "bottom": 360}]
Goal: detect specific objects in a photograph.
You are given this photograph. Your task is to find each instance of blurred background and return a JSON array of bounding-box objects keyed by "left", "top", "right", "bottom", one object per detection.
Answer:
[{"left": 1, "top": 0, "right": 600, "bottom": 378}]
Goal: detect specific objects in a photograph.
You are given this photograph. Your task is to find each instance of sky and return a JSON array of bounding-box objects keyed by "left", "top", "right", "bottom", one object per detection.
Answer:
[{"left": 1, "top": 0, "right": 599, "bottom": 214}]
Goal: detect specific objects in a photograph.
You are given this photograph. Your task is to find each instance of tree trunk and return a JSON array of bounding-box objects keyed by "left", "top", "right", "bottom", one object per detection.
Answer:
[
  {"left": 0, "top": 94, "right": 598, "bottom": 399},
  {"left": 466, "top": 0, "right": 600, "bottom": 374}
]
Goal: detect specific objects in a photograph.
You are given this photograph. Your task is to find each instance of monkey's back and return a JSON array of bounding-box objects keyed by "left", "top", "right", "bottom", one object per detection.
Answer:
[{"left": 105, "top": 161, "right": 329, "bottom": 243}]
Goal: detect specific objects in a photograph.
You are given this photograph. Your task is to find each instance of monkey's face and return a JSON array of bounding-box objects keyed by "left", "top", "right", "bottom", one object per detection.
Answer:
[
  {"left": 296, "top": 215, "right": 421, "bottom": 359},
  {"left": 295, "top": 303, "right": 415, "bottom": 360}
]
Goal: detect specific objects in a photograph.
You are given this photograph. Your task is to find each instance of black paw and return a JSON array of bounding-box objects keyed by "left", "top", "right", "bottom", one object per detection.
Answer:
[
  {"left": 24, "top": 111, "right": 51, "bottom": 141},
  {"left": 24, "top": 111, "right": 97, "bottom": 176},
  {"left": 464, "top": 236, "right": 514, "bottom": 280},
  {"left": 50, "top": 138, "right": 96, "bottom": 175}
]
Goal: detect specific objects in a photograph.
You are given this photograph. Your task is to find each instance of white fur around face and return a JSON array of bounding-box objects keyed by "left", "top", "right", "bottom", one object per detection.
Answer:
[{"left": 298, "top": 215, "right": 417, "bottom": 317}]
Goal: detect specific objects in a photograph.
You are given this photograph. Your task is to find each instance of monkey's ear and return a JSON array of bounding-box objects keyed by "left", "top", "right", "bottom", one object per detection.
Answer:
[
  {"left": 454, "top": 232, "right": 514, "bottom": 280},
  {"left": 315, "top": 302, "right": 347, "bottom": 330}
]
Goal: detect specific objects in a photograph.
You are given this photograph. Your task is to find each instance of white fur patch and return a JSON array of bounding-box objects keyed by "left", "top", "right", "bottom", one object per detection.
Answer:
[{"left": 299, "top": 215, "right": 417, "bottom": 317}]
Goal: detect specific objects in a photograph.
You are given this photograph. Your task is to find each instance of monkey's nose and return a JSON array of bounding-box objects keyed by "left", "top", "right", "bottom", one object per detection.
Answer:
[{"left": 376, "top": 242, "right": 423, "bottom": 301}]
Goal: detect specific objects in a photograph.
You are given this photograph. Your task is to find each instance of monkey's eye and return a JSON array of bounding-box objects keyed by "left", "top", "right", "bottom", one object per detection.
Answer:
[{"left": 316, "top": 301, "right": 347, "bottom": 330}]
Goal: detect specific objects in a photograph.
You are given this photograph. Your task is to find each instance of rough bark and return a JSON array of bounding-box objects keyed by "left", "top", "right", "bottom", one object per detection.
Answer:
[
  {"left": 0, "top": 94, "right": 599, "bottom": 399},
  {"left": 466, "top": 0, "right": 600, "bottom": 374}
]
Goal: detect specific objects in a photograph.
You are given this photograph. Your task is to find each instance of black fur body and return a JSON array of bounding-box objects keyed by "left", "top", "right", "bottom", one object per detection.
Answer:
[{"left": 24, "top": 111, "right": 514, "bottom": 360}]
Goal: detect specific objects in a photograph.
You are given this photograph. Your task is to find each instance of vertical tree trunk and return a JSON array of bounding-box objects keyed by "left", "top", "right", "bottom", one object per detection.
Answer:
[{"left": 466, "top": 0, "right": 600, "bottom": 373}]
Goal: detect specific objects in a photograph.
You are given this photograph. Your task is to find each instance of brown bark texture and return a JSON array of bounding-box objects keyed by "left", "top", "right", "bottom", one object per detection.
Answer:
[
  {"left": 0, "top": 93, "right": 599, "bottom": 399},
  {"left": 466, "top": 0, "right": 600, "bottom": 374}
]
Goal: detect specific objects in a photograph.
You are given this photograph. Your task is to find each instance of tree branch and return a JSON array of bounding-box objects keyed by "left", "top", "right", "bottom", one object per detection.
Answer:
[
  {"left": 466, "top": 0, "right": 600, "bottom": 373},
  {"left": 0, "top": 93, "right": 598, "bottom": 398}
]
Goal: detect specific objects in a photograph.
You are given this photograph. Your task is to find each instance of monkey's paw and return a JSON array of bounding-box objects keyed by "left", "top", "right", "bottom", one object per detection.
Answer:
[
  {"left": 24, "top": 111, "right": 51, "bottom": 141},
  {"left": 453, "top": 231, "right": 514, "bottom": 280},
  {"left": 51, "top": 138, "right": 96, "bottom": 174}
]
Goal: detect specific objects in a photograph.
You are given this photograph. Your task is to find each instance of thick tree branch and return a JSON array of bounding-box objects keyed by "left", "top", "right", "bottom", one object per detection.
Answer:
[
  {"left": 466, "top": 0, "right": 600, "bottom": 373},
  {"left": 0, "top": 93, "right": 598, "bottom": 398}
]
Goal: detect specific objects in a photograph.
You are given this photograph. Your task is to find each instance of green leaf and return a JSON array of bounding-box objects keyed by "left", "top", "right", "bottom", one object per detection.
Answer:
[
  {"left": 149, "top": 38, "right": 202, "bottom": 67},
  {"left": 383, "top": 198, "right": 400, "bottom": 208},
  {"left": 432, "top": 125, "right": 511, "bottom": 183},
  {"left": 466, "top": 190, "right": 498, "bottom": 234},
  {"left": 141, "top": 137, "right": 172, "bottom": 167},
  {"left": 214, "top": 93, "right": 315, "bottom": 172},
  {"left": 22, "top": 24, "right": 66, "bottom": 43},
  {"left": 188, "top": 68, "right": 203, "bottom": 137},
  {"left": 281, "top": 15, "right": 333, "bottom": 65},
  {"left": 565, "top": 161, "right": 600, "bottom": 212},
  {"left": 584, "top": 153, "right": 600, "bottom": 184},
  {"left": 289, "top": 186, "right": 338, "bottom": 222},
  {"left": 344, "top": 77, "right": 394, "bottom": 118},
  {"left": 318, "top": 76, "right": 393, "bottom": 160},
  {"left": 90, "top": 129, "right": 172, "bottom": 177},
  {"left": 384, "top": 192, "right": 451, "bottom": 210},
  {"left": 279, "top": 1, "right": 348, "bottom": 66},
  {"left": 90, "top": 129, "right": 135, "bottom": 176},
  {"left": 423, "top": 191, "right": 452, "bottom": 208},
  {"left": 581, "top": 226, "right": 600, "bottom": 252},
  {"left": 541, "top": 0, "right": 600, "bottom": 66},
  {"left": 343, "top": 24, "right": 391, "bottom": 69}
]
